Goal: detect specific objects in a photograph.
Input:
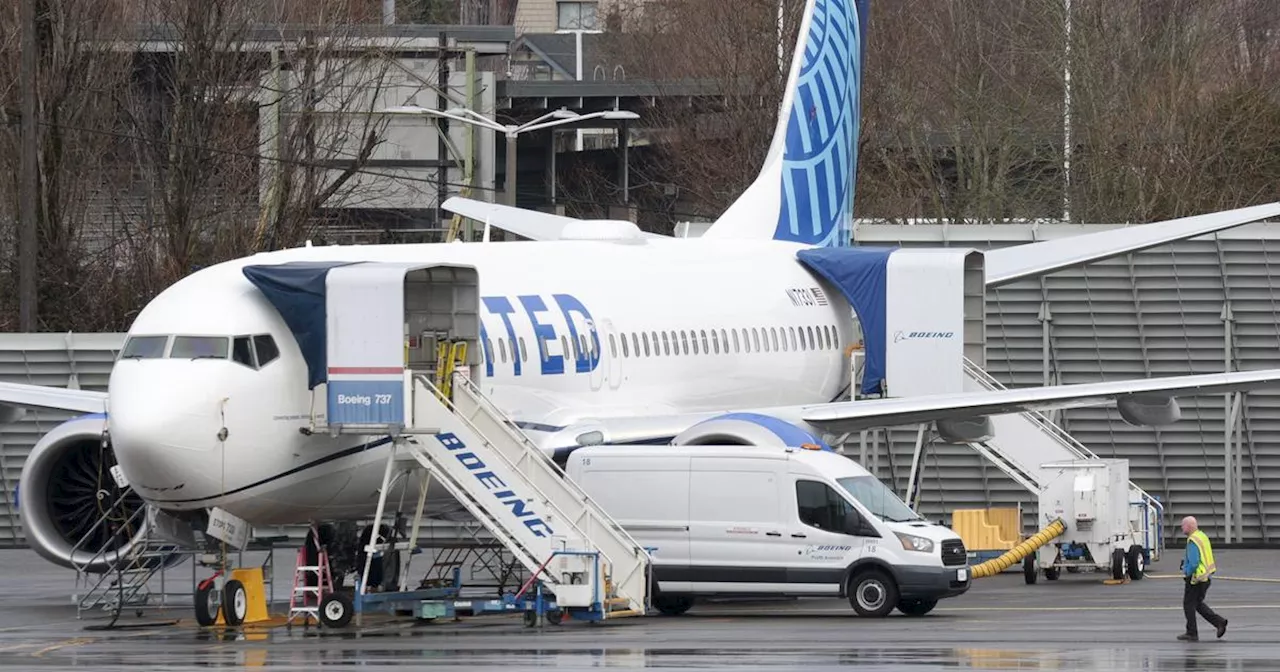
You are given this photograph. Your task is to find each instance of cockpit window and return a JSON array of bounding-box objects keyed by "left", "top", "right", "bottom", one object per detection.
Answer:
[
  {"left": 253, "top": 335, "right": 279, "bottom": 367},
  {"left": 171, "top": 336, "right": 229, "bottom": 360},
  {"left": 120, "top": 335, "right": 168, "bottom": 359},
  {"left": 232, "top": 337, "right": 255, "bottom": 368}
]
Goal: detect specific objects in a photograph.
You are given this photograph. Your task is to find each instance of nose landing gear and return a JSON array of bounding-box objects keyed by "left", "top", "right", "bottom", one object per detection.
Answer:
[{"left": 193, "top": 570, "right": 248, "bottom": 627}]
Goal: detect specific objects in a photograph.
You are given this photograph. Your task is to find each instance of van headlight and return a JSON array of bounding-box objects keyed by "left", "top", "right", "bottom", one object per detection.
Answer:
[{"left": 895, "top": 532, "right": 934, "bottom": 553}]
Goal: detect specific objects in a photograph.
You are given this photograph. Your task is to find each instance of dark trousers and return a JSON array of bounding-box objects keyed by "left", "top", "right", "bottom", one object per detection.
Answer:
[{"left": 1183, "top": 579, "right": 1224, "bottom": 636}]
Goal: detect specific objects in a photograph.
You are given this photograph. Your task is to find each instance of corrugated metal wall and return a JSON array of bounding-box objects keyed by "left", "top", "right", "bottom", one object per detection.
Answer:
[
  {"left": 855, "top": 222, "right": 1280, "bottom": 544},
  {"left": 3, "top": 222, "right": 1279, "bottom": 546},
  {"left": 0, "top": 334, "right": 122, "bottom": 547}
]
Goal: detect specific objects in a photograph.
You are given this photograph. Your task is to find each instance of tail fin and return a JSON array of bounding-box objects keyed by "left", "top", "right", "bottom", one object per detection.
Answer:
[{"left": 701, "top": 0, "right": 869, "bottom": 248}]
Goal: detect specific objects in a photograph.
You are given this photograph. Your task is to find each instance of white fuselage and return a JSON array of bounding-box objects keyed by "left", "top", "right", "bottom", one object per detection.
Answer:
[{"left": 107, "top": 237, "right": 857, "bottom": 525}]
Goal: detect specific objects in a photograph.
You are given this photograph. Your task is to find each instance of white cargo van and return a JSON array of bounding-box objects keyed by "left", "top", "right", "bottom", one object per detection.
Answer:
[{"left": 565, "top": 444, "right": 970, "bottom": 617}]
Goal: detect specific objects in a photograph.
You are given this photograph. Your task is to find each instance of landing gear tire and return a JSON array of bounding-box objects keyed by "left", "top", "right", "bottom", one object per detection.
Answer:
[
  {"left": 194, "top": 583, "right": 221, "bottom": 626},
  {"left": 653, "top": 595, "right": 694, "bottom": 616},
  {"left": 1111, "top": 548, "right": 1126, "bottom": 581},
  {"left": 1023, "top": 555, "right": 1038, "bottom": 584},
  {"left": 319, "top": 593, "right": 353, "bottom": 628},
  {"left": 896, "top": 599, "right": 937, "bottom": 617},
  {"left": 1126, "top": 545, "right": 1145, "bottom": 580},
  {"left": 357, "top": 525, "right": 399, "bottom": 592},
  {"left": 849, "top": 570, "right": 898, "bottom": 618},
  {"left": 222, "top": 579, "right": 248, "bottom": 626}
]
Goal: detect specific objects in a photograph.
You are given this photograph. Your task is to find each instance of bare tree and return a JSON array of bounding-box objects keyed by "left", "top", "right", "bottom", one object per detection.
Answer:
[
  {"left": 584, "top": 0, "right": 1280, "bottom": 229},
  {"left": 0, "top": 0, "right": 135, "bottom": 331},
  {"left": 586, "top": 0, "right": 808, "bottom": 223},
  {"left": 0, "top": 0, "right": 430, "bottom": 331}
]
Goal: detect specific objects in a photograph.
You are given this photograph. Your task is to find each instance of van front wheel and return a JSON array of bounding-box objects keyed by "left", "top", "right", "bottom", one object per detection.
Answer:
[
  {"left": 848, "top": 569, "right": 898, "bottom": 618},
  {"left": 896, "top": 598, "right": 937, "bottom": 617}
]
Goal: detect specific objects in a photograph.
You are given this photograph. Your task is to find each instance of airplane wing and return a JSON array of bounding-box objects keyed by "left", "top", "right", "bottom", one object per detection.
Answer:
[
  {"left": 795, "top": 368, "right": 1280, "bottom": 433},
  {"left": 984, "top": 202, "right": 1280, "bottom": 288},
  {"left": 525, "top": 368, "right": 1280, "bottom": 453},
  {"left": 441, "top": 197, "right": 672, "bottom": 242},
  {"left": 0, "top": 381, "right": 108, "bottom": 415}
]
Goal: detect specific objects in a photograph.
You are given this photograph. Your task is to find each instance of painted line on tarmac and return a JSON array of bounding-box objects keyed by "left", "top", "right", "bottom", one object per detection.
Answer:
[
  {"left": 697, "top": 604, "right": 1280, "bottom": 615},
  {"left": 1146, "top": 573, "right": 1280, "bottom": 583},
  {"left": 30, "top": 637, "right": 95, "bottom": 658},
  {"left": 936, "top": 604, "right": 1280, "bottom": 613}
]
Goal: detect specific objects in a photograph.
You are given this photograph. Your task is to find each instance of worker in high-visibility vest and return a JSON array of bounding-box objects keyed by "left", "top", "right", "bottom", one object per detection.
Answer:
[{"left": 1178, "top": 515, "right": 1228, "bottom": 641}]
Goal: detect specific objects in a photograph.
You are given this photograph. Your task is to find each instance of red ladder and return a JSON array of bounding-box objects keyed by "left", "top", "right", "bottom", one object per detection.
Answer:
[{"left": 287, "top": 525, "right": 333, "bottom": 625}]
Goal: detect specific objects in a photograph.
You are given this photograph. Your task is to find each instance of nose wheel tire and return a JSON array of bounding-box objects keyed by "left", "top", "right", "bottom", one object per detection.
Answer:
[
  {"left": 194, "top": 584, "right": 221, "bottom": 626},
  {"left": 319, "top": 593, "right": 353, "bottom": 628},
  {"left": 222, "top": 579, "right": 248, "bottom": 626},
  {"left": 848, "top": 569, "right": 898, "bottom": 618}
]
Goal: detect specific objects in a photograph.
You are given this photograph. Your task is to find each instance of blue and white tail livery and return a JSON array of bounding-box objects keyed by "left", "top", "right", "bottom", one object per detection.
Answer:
[{"left": 702, "top": 0, "right": 870, "bottom": 248}]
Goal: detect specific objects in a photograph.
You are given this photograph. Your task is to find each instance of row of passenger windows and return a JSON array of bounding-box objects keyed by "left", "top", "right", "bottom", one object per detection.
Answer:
[
  {"left": 481, "top": 324, "right": 842, "bottom": 365},
  {"left": 120, "top": 334, "right": 281, "bottom": 370}
]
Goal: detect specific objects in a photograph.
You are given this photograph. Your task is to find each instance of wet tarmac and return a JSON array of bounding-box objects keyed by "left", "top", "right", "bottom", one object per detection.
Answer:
[{"left": 1, "top": 547, "right": 1278, "bottom": 670}]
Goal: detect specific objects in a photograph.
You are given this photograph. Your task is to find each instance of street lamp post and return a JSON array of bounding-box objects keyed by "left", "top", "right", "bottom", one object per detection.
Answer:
[{"left": 382, "top": 105, "right": 639, "bottom": 208}]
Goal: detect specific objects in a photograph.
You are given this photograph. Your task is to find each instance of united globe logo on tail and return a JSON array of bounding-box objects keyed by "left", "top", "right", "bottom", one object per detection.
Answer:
[
  {"left": 701, "top": 0, "right": 870, "bottom": 249},
  {"left": 775, "top": 0, "right": 868, "bottom": 249}
]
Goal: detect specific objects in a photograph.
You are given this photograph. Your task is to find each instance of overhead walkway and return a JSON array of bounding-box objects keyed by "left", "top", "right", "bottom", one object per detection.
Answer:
[
  {"left": 243, "top": 261, "right": 650, "bottom": 625},
  {"left": 903, "top": 359, "right": 1164, "bottom": 560}
]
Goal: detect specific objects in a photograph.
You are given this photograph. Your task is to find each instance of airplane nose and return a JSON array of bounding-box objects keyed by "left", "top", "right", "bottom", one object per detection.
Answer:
[{"left": 108, "top": 361, "right": 229, "bottom": 501}]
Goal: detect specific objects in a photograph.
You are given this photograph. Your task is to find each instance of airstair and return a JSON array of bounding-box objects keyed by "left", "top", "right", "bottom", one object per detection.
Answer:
[
  {"left": 71, "top": 493, "right": 186, "bottom": 620},
  {"left": 381, "top": 371, "right": 651, "bottom": 620},
  {"left": 251, "top": 261, "right": 651, "bottom": 626},
  {"left": 905, "top": 358, "right": 1164, "bottom": 560}
]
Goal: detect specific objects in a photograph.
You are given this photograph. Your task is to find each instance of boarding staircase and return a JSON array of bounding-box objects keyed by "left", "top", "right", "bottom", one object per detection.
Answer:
[
  {"left": 355, "top": 369, "right": 651, "bottom": 620},
  {"left": 72, "top": 493, "right": 185, "bottom": 619},
  {"left": 956, "top": 358, "right": 1164, "bottom": 557}
]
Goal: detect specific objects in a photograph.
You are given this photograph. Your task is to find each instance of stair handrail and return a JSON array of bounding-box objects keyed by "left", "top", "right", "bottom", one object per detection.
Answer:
[
  {"left": 446, "top": 372, "right": 650, "bottom": 555},
  {"left": 70, "top": 495, "right": 149, "bottom": 576},
  {"left": 410, "top": 374, "right": 651, "bottom": 571},
  {"left": 962, "top": 357, "right": 1163, "bottom": 510}
]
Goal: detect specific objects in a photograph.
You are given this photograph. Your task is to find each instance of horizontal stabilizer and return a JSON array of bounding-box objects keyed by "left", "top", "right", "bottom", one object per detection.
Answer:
[
  {"left": 441, "top": 197, "right": 669, "bottom": 242},
  {"left": 985, "top": 202, "right": 1280, "bottom": 287}
]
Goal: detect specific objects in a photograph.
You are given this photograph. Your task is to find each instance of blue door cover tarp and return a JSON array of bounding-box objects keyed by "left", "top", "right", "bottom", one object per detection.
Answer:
[
  {"left": 243, "top": 261, "right": 358, "bottom": 389},
  {"left": 796, "top": 247, "right": 895, "bottom": 396}
]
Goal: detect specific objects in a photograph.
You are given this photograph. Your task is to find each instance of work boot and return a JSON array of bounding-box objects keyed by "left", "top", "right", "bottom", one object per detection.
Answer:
[
  {"left": 1177, "top": 633, "right": 1198, "bottom": 642},
  {"left": 1217, "top": 620, "right": 1228, "bottom": 639}
]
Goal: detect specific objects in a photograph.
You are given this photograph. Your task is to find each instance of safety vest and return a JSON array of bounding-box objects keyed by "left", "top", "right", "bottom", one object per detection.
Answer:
[{"left": 1188, "top": 529, "right": 1217, "bottom": 584}]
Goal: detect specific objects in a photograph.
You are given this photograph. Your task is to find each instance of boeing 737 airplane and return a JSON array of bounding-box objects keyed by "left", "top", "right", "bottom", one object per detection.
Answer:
[{"left": 4, "top": 0, "right": 1280, "bottom": 599}]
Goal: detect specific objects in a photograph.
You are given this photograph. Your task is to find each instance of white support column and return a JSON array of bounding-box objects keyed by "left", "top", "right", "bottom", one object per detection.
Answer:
[
  {"left": 359, "top": 437, "right": 400, "bottom": 615},
  {"left": 1038, "top": 302, "right": 1054, "bottom": 424},
  {"left": 1222, "top": 303, "right": 1234, "bottom": 542},
  {"left": 1234, "top": 400, "right": 1245, "bottom": 542},
  {"left": 905, "top": 424, "right": 927, "bottom": 507}
]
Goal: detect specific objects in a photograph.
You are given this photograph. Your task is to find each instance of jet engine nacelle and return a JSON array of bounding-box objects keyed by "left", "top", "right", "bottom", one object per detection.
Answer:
[
  {"left": 671, "top": 412, "right": 833, "bottom": 450},
  {"left": 17, "top": 414, "right": 153, "bottom": 573},
  {"left": 1117, "top": 394, "right": 1182, "bottom": 426}
]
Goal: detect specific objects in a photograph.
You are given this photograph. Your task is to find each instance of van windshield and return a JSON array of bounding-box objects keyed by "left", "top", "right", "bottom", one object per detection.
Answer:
[{"left": 837, "top": 476, "right": 921, "bottom": 523}]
